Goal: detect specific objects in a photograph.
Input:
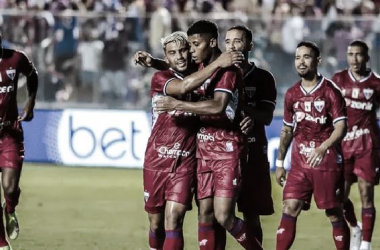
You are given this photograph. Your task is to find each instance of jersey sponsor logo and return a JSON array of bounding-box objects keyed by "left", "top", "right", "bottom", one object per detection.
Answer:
[
  {"left": 295, "top": 112, "right": 327, "bottom": 124},
  {"left": 245, "top": 86, "right": 256, "bottom": 98},
  {"left": 299, "top": 143, "right": 314, "bottom": 158},
  {"left": 363, "top": 88, "right": 374, "bottom": 100},
  {"left": 352, "top": 88, "right": 360, "bottom": 99},
  {"left": 197, "top": 127, "right": 215, "bottom": 142},
  {"left": 6, "top": 69, "right": 16, "bottom": 80},
  {"left": 0, "top": 86, "right": 14, "bottom": 93},
  {"left": 314, "top": 100, "right": 325, "bottom": 112},
  {"left": 144, "top": 191, "right": 150, "bottom": 202},
  {"left": 199, "top": 239, "right": 208, "bottom": 246},
  {"left": 157, "top": 143, "right": 191, "bottom": 158},
  {"left": 343, "top": 125, "right": 370, "bottom": 141},
  {"left": 304, "top": 101, "right": 311, "bottom": 112},
  {"left": 345, "top": 98, "right": 373, "bottom": 110},
  {"left": 247, "top": 137, "right": 256, "bottom": 143}
]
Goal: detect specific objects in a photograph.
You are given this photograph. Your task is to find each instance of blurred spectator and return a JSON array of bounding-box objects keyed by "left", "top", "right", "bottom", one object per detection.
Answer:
[{"left": 148, "top": 0, "right": 171, "bottom": 57}]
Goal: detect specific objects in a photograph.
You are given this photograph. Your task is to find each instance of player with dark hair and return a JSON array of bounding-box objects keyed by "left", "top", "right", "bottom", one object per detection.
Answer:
[
  {"left": 154, "top": 20, "right": 262, "bottom": 250},
  {"left": 143, "top": 31, "right": 245, "bottom": 250},
  {"left": 0, "top": 33, "right": 38, "bottom": 250},
  {"left": 332, "top": 40, "right": 380, "bottom": 250},
  {"left": 225, "top": 25, "right": 277, "bottom": 245},
  {"left": 275, "top": 41, "right": 350, "bottom": 249}
]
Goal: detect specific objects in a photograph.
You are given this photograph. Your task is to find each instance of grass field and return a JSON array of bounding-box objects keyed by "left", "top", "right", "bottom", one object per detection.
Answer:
[{"left": 9, "top": 164, "right": 380, "bottom": 250}]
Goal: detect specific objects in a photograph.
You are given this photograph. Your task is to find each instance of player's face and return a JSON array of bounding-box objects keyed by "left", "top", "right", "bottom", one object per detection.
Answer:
[
  {"left": 347, "top": 45, "right": 368, "bottom": 73},
  {"left": 164, "top": 41, "right": 190, "bottom": 72},
  {"left": 295, "top": 46, "right": 320, "bottom": 78},
  {"left": 225, "top": 29, "right": 251, "bottom": 53},
  {"left": 188, "top": 34, "right": 213, "bottom": 64}
]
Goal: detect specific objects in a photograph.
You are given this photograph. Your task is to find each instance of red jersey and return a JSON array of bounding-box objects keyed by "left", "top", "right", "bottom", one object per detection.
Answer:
[
  {"left": 332, "top": 69, "right": 380, "bottom": 152},
  {"left": 283, "top": 76, "right": 347, "bottom": 170},
  {"left": 0, "top": 48, "right": 35, "bottom": 130},
  {"left": 144, "top": 69, "right": 198, "bottom": 173},
  {"left": 195, "top": 64, "right": 244, "bottom": 160},
  {"left": 244, "top": 63, "right": 277, "bottom": 146}
]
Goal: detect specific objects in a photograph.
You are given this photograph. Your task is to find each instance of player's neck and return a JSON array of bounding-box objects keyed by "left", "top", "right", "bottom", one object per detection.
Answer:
[
  {"left": 301, "top": 73, "right": 321, "bottom": 91},
  {"left": 205, "top": 48, "right": 222, "bottom": 66},
  {"left": 350, "top": 67, "right": 369, "bottom": 80},
  {"left": 241, "top": 61, "right": 251, "bottom": 73}
]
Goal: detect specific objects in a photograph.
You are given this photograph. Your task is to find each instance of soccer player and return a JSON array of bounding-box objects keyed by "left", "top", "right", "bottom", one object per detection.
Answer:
[
  {"left": 275, "top": 41, "right": 350, "bottom": 250},
  {"left": 331, "top": 40, "right": 380, "bottom": 250},
  {"left": 0, "top": 33, "right": 39, "bottom": 250},
  {"left": 154, "top": 20, "right": 262, "bottom": 250},
  {"left": 225, "top": 25, "right": 277, "bottom": 245},
  {"left": 143, "top": 31, "right": 244, "bottom": 250}
]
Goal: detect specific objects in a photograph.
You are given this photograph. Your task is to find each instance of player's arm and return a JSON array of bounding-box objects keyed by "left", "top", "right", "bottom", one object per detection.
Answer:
[
  {"left": 166, "top": 52, "right": 243, "bottom": 96},
  {"left": 154, "top": 91, "right": 230, "bottom": 115},
  {"left": 275, "top": 124, "right": 293, "bottom": 187},
  {"left": 19, "top": 68, "right": 38, "bottom": 121},
  {"left": 134, "top": 51, "right": 169, "bottom": 70},
  {"left": 307, "top": 119, "right": 347, "bottom": 168}
]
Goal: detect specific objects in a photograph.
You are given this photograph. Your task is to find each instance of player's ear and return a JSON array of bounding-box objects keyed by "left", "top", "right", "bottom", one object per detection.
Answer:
[
  {"left": 210, "top": 38, "right": 217, "bottom": 48},
  {"left": 248, "top": 41, "right": 253, "bottom": 52},
  {"left": 164, "top": 55, "right": 169, "bottom": 64},
  {"left": 317, "top": 56, "right": 322, "bottom": 66}
]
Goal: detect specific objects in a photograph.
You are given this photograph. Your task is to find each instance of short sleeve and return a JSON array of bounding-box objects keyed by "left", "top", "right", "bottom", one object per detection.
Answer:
[
  {"left": 151, "top": 71, "right": 176, "bottom": 95},
  {"left": 256, "top": 71, "right": 277, "bottom": 109},
  {"left": 214, "top": 69, "right": 238, "bottom": 95},
  {"left": 283, "top": 90, "right": 294, "bottom": 127},
  {"left": 327, "top": 85, "right": 347, "bottom": 124}
]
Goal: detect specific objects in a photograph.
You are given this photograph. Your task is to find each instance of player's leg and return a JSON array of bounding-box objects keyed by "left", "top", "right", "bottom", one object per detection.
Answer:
[
  {"left": 243, "top": 214, "right": 262, "bottom": 244},
  {"left": 357, "top": 177, "right": 375, "bottom": 250},
  {"left": 198, "top": 197, "right": 217, "bottom": 250},
  {"left": 143, "top": 169, "right": 167, "bottom": 249},
  {"left": 325, "top": 207, "right": 350, "bottom": 250},
  {"left": 163, "top": 170, "right": 195, "bottom": 250},
  {"left": 148, "top": 212, "right": 165, "bottom": 250},
  {"left": 276, "top": 199, "right": 303, "bottom": 250},
  {"left": 0, "top": 172, "right": 9, "bottom": 248}
]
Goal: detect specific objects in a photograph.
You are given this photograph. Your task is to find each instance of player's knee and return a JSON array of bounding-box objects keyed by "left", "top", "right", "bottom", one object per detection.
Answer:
[
  {"left": 214, "top": 211, "right": 234, "bottom": 229},
  {"left": 165, "top": 211, "right": 184, "bottom": 229},
  {"left": 325, "top": 207, "right": 343, "bottom": 221},
  {"left": 198, "top": 205, "right": 214, "bottom": 223},
  {"left": 283, "top": 203, "right": 301, "bottom": 217},
  {"left": 2, "top": 182, "right": 17, "bottom": 195}
]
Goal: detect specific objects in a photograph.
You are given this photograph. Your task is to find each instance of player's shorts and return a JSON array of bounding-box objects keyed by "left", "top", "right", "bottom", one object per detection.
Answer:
[
  {"left": 143, "top": 168, "right": 195, "bottom": 214},
  {"left": 197, "top": 158, "right": 241, "bottom": 200},
  {"left": 343, "top": 148, "right": 380, "bottom": 185},
  {"left": 237, "top": 149, "right": 274, "bottom": 215},
  {"left": 0, "top": 130, "right": 24, "bottom": 170},
  {"left": 283, "top": 167, "right": 344, "bottom": 209}
]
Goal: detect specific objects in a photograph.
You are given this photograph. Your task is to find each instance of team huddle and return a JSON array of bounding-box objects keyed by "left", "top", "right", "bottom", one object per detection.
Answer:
[{"left": 134, "top": 20, "right": 379, "bottom": 250}]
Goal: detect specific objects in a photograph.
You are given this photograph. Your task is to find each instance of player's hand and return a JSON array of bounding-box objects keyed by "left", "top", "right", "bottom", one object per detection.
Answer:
[
  {"left": 18, "top": 98, "right": 35, "bottom": 122},
  {"left": 215, "top": 51, "right": 244, "bottom": 68},
  {"left": 154, "top": 96, "right": 178, "bottom": 113},
  {"left": 307, "top": 146, "right": 327, "bottom": 168},
  {"left": 275, "top": 167, "right": 287, "bottom": 187},
  {"left": 240, "top": 116, "right": 254, "bottom": 135},
  {"left": 133, "top": 51, "right": 153, "bottom": 67}
]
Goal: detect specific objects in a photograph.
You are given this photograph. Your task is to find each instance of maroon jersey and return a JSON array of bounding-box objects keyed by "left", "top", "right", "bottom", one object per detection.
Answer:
[
  {"left": 244, "top": 63, "right": 277, "bottom": 147},
  {"left": 0, "top": 49, "right": 35, "bottom": 131},
  {"left": 283, "top": 76, "right": 347, "bottom": 170},
  {"left": 332, "top": 69, "right": 380, "bottom": 152},
  {"left": 144, "top": 69, "right": 198, "bottom": 173},
  {"left": 195, "top": 64, "right": 244, "bottom": 160}
]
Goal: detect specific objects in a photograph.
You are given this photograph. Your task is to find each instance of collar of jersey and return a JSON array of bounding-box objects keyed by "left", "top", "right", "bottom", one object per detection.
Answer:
[
  {"left": 348, "top": 68, "right": 372, "bottom": 83},
  {"left": 243, "top": 62, "right": 256, "bottom": 79},
  {"left": 299, "top": 74, "right": 324, "bottom": 95},
  {"left": 169, "top": 68, "right": 184, "bottom": 80}
]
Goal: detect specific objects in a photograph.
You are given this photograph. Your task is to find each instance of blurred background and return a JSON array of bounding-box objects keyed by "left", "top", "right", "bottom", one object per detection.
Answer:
[{"left": 1, "top": 1, "right": 380, "bottom": 249}]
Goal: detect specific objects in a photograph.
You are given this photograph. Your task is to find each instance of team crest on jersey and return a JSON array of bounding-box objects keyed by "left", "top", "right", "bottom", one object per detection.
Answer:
[
  {"left": 245, "top": 87, "right": 256, "bottom": 98},
  {"left": 363, "top": 88, "right": 374, "bottom": 100},
  {"left": 6, "top": 69, "right": 16, "bottom": 80},
  {"left": 314, "top": 100, "right": 325, "bottom": 112}
]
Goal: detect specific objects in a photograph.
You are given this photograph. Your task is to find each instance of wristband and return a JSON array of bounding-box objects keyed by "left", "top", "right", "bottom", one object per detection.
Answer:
[{"left": 276, "top": 159, "right": 284, "bottom": 168}]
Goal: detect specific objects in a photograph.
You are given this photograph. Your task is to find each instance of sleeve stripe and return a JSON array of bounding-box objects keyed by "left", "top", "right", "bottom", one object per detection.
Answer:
[
  {"left": 163, "top": 78, "right": 176, "bottom": 96},
  {"left": 215, "top": 88, "right": 233, "bottom": 95},
  {"left": 260, "top": 100, "right": 276, "bottom": 107},
  {"left": 283, "top": 120, "right": 294, "bottom": 127},
  {"left": 333, "top": 116, "right": 347, "bottom": 124}
]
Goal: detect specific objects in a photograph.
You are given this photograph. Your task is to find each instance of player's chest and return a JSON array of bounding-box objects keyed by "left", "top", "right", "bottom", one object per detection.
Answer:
[
  {"left": 196, "top": 78, "right": 215, "bottom": 97},
  {"left": 293, "top": 95, "right": 329, "bottom": 124},
  {"left": 341, "top": 84, "right": 375, "bottom": 102},
  {"left": 0, "top": 61, "right": 18, "bottom": 86}
]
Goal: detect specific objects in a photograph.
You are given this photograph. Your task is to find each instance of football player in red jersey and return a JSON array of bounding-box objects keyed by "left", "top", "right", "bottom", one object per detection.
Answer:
[
  {"left": 155, "top": 20, "right": 262, "bottom": 250},
  {"left": 225, "top": 25, "right": 277, "bottom": 246},
  {"left": 275, "top": 41, "right": 350, "bottom": 250},
  {"left": 332, "top": 40, "right": 380, "bottom": 250},
  {"left": 0, "top": 33, "right": 38, "bottom": 249},
  {"left": 143, "top": 31, "right": 244, "bottom": 250}
]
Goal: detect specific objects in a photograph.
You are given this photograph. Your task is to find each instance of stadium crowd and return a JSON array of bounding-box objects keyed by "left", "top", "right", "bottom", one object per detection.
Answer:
[{"left": 0, "top": 0, "right": 380, "bottom": 110}]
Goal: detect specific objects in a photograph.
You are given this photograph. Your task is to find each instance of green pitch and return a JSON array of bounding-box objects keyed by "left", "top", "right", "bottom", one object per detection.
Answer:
[{"left": 10, "top": 164, "right": 380, "bottom": 250}]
